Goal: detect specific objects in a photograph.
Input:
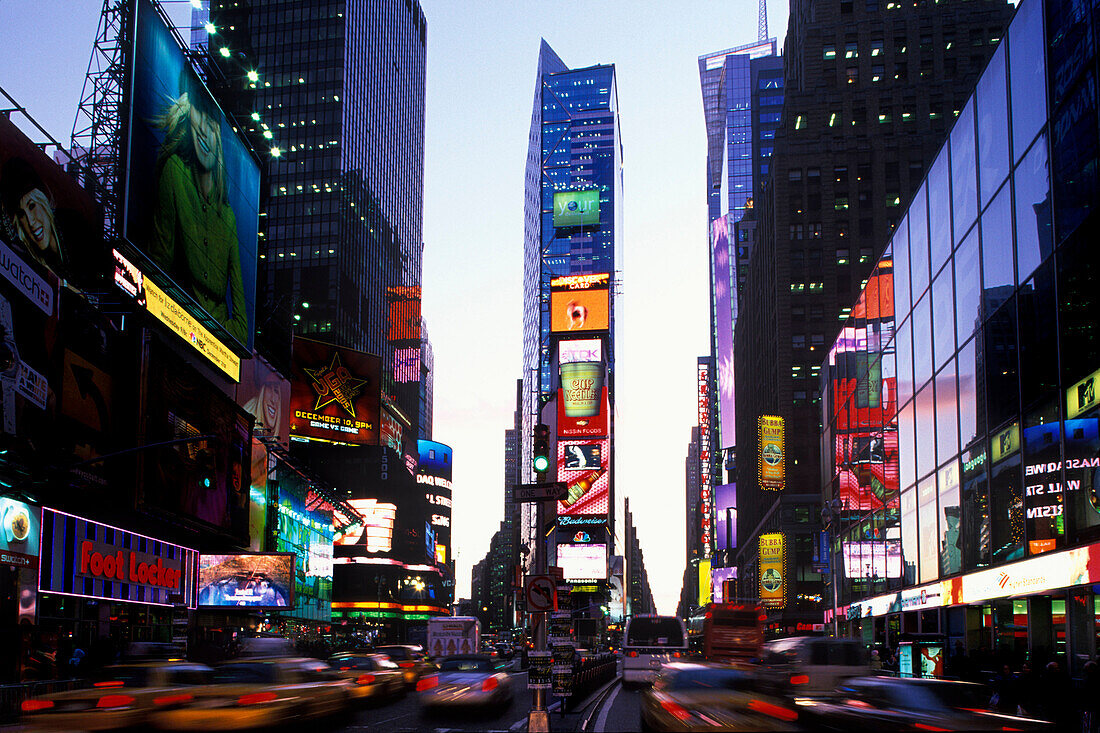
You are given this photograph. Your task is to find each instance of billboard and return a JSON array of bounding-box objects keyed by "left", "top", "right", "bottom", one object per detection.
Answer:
[
  {"left": 275, "top": 473, "right": 333, "bottom": 621},
  {"left": 197, "top": 553, "right": 294, "bottom": 609},
  {"left": 698, "top": 559, "right": 712, "bottom": 607},
  {"left": 842, "top": 540, "right": 903, "bottom": 579},
  {"left": 562, "top": 442, "right": 601, "bottom": 471},
  {"left": 39, "top": 507, "right": 198, "bottom": 608},
  {"left": 557, "top": 519, "right": 607, "bottom": 546},
  {"left": 290, "top": 337, "right": 381, "bottom": 445},
  {"left": 552, "top": 189, "right": 600, "bottom": 228},
  {"left": 758, "top": 415, "right": 785, "bottom": 490},
  {"left": 141, "top": 338, "right": 250, "bottom": 539},
  {"left": 557, "top": 385, "right": 609, "bottom": 438},
  {"left": 711, "top": 566, "right": 737, "bottom": 604},
  {"left": 698, "top": 361, "right": 713, "bottom": 557},
  {"left": 715, "top": 483, "right": 737, "bottom": 551},
  {"left": 334, "top": 499, "right": 396, "bottom": 553},
  {"left": 759, "top": 532, "right": 786, "bottom": 608},
  {"left": 123, "top": 0, "right": 259, "bottom": 353},
  {"left": 418, "top": 440, "right": 452, "bottom": 565},
  {"left": 558, "top": 338, "right": 602, "bottom": 365},
  {"left": 0, "top": 116, "right": 103, "bottom": 293},
  {"left": 550, "top": 274, "right": 610, "bottom": 333},
  {"left": 1067, "top": 366, "right": 1100, "bottom": 420},
  {"left": 0, "top": 497, "right": 39, "bottom": 568},
  {"left": 557, "top": 544, "right": 607, "bottom": 581},
  {"left": 557, "top": 439, "right": 609, "bottom": 516},
  {"left": 387, "top": 286, "right": 421, "bottom": 342},
  {"left": 237, "top": 352, "right": 290, "bottom": 448},
  {"left": 712, "top": 216, "right": 736, "bottom": 450}
]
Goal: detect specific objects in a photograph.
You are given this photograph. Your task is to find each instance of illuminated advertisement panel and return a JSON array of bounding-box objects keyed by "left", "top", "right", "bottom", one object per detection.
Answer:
[
  {"left": 0, "top": 116, "right": 103, "bottom": 295},
  {"left": 123, "top": 0, "right": 259, "bottom": 353},
  {"left": 418, "top": 440, "right": 452, "bottom": 562},
  {"left": 197, "top": 553, "right": 294, "bottom": 608},
  {"left": 698, "top": 362, "right": 712, "bottom": 557},
  {"left": 698, "top": 559, "right": 712, "bottom": 607},
  {"left": 711, "top": 566, "right": 737, "bottom": 604},
  {"left": 550, "top": 274, "right": 610, "bottom": 333},
  {"left": 715, "top": 483, "right": 737, "bottom": 551},
  {"left": 556, "top": 439, "right": 609, "bottom": 516},
  {"left": 394, "top": 347, "right": 420, "bottom": 383},
  {"left": 552, "top": 189, "right": 600, "bottom": 228},
  {"left": 0, "top": 497, "right": 39, "bottom": 568},
  {"left": 39, "top": 507, "right": 198, "bottom": 608},
  {"left": 1067, "top": 366, "right": 1100, "bottom": 420},
  {"left": 236, "top": 352, "right": 290, "bottom": 447},
  {"left": 758, "top": 415, "right": 785, "bottom": 490},
  {"left": 334, "top": 499, "right": 396, "bottom": 553},
  {"left": 557, "top": 386, "right": 608, "bottom": 439},
  {"left": 557, "top": 519, "right": 607, "bottom": 546},
  {"left": 558, "top": 338, "right": 602, "bottom": 365},
  {"left": 842, "top": 540, "right": 903, "bottom": 579},
  {"left": 557, "top": 544, "right": 607, "bottom": 581},
  {"left": 275, "top": 476, "right": 333, "bottom": 620},
  {"left": 712, "top": 215, "right": 736, "bottom": 450},
  {"left": 759, "top": 532, "right": 786, "bottom": 608},
  {"left": 290, "top": 337, "right": 381, "bottom": 445},
  {"left": 387, "top": 286, "right": 421, "bottom": 341}
]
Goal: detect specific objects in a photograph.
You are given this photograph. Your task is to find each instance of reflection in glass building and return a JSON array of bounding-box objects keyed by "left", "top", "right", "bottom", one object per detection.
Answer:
[{"left": 821, "top": 0, "right": 1100, "bottom": 672}]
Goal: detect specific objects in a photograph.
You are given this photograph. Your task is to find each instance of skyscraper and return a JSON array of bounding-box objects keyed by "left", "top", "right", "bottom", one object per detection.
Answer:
[{"left": 734, "top": 0, "right": 1016, "bottom": 628}]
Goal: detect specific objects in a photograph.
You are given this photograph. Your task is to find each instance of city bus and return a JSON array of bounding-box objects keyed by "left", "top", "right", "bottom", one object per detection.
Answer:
[
  {"left": 696, "top": 602, "right": 767, "bottom": 663},
  {"left": 622, "top": 615, "right": 689, "bottom": 686}
]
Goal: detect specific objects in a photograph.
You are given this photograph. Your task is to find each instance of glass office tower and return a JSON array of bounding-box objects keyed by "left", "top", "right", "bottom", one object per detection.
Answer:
[{"left": 822, "top": 0, "right": 1100, "bottom": 672}]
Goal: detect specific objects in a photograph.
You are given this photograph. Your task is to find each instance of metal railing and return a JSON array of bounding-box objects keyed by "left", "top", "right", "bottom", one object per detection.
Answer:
[{"left": 0, "top": 679, "right": 85, "bottom": 722}]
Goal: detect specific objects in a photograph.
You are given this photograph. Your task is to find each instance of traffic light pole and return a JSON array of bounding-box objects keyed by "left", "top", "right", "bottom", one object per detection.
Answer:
[{"left": 529, "top": 422, "right": 552, "bottom": 733}]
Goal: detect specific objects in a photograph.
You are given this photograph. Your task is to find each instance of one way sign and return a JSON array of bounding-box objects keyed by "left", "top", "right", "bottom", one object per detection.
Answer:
[{"left": 515, "top": 483, "right": 568, "bottom": 503}]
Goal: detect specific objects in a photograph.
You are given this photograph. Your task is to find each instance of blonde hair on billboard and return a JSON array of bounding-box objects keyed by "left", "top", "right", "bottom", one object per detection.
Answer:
[{"left": 152, "top": 91, "right": 227, "bottom": 205}]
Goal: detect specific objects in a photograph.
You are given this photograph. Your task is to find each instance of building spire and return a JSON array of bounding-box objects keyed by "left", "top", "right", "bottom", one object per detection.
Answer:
[{"left": 758, "top": 0, "right": 769, "bottom": 41}]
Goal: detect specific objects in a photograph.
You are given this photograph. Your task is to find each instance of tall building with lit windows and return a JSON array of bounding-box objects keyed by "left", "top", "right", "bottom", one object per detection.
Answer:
[{"left": 733, "top": 0, "right": 1014, "bottom": 632}]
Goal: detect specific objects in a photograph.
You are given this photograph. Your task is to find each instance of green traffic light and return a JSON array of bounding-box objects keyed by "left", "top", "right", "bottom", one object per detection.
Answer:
[{"left": 533, "top": 455, "right": 550, "bottom": 472}]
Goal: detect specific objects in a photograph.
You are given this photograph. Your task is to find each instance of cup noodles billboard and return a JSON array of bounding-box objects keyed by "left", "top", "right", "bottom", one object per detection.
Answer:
[
  {"left": 550, "top": 274, "right": 610, "bottom": 333},
  {"left": 289, "top": 337, "right": 381, "bottom": 445},
  {"left": 557, "top": 439, "right": 609, "bottom": 516}
]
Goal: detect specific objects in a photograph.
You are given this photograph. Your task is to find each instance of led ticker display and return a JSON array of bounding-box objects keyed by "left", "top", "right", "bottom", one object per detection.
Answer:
[
  {"left": 712, "top": 215, "right": 736, "bottom": 451},
  {"left": 290, "top": 337, "right": 381, "bottom": 445},
  {"left": 552, "top": 189, "right": 600, "bottom": 228},
  {"left": 559, "top": 338, "right": 602, "bottom": 365},
  {"left": 758, "top": 415, "right": 785, "bottom": 491},
  {"left": 698, "top": 362, "right": 713, "bottom": 557},
  {"left": 758, "top": 532, "right": 786, "bottom": 609},
  {"left": 842, "top": 540, "right": 903, "bottom": 579},
  {"left": 123, "top": 0, "right": 259, "bottom": 353},
  {"left": 557, "top": 543, "right": 607, "bottom": 581},
  {"left": 550, "top": 274, "right": 610, "bottom": 333},
  {"left": 198, "top": 553, "right": 294, "bottom": 609},
  {"left": 556, "top": 439, "right": 609, "bottom": 516}
]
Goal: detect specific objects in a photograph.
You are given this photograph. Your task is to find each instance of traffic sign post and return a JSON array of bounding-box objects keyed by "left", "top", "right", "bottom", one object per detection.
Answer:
[
  {"left": 514, "top": 482, "right": 567, "bottom": 502},
  {"left": 525, "top": 575, "right": 557, "bottom": 613}
]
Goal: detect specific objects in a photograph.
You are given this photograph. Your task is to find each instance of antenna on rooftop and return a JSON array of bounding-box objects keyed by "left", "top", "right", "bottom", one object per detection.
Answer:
[{"left": 758, "top": 0, "right": 769, "bottom": 41}]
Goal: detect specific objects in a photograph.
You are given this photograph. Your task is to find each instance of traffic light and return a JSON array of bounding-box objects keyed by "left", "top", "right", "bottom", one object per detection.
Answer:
[{"left": 533, "top": 423, "right": 551, "bottom": 474}]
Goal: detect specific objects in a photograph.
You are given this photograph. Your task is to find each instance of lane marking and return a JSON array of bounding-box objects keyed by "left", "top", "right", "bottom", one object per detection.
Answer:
[{"left": 592, "top": 680, "right": 622, "bottom": 733}]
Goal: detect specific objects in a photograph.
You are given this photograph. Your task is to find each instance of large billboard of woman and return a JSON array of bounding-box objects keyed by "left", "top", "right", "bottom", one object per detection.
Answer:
[{"left": 123, "top": 0, "right": 259, "bottom": 352}]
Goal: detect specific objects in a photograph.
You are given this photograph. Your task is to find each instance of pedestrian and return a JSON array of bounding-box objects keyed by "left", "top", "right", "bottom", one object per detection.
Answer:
[
  {"left": 870, "top": 649, "right": 883, "bottom": 672},
  {"left": 991, "top": 664, "right": 1019, "bottom": 714},
  {"left": 1039, "top": 660, "right": 1070, "bottom": 727},
  {"left": 1081, "top": 661, "right": 1100, "bottom": 733}
]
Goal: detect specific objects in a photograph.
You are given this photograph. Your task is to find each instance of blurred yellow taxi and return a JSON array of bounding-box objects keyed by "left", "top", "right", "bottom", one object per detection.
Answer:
[
  {"left": 155, "top": 657, "right": 352, "bottom": 730},
  {"left": 641, "top": 663, "right": 800, "bottom": 732},
  {"left": 374, "top": 644, "right": 435, "bottom": 688},
  {"left": 328, "top": 652, "right": 406, "bottom": 702},
  {"left": 21, "top": 661, "right": 213, "bottom": 731}
]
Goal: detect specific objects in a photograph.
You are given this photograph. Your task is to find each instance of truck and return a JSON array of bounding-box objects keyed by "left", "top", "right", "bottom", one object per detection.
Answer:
[
  {"left": 427, "top": 616, "right": 480, "bottom": 659},
  {"left": 688, "top": 602, "right": 766, "bottom": 663}
]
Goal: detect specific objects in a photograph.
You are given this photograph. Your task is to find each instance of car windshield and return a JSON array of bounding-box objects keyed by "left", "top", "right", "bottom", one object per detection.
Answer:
[
  {"left": 213, "top": 663, "right": 279, "bottom": 684},
  {"left": 93, "top": 666, "right": 150, "bottom": 687},
  {"left": 331, "top": 656, "right": 375, "bottom": 671},
  {"left": 375, "top": 647, "right": 411, "bottom": 660},
  {"left": 439, "top": 658, "right": 491, "bottom": 672},
  {"left": 626, "top": 617, "right": 685, "bottom": 647},
  {"left": 665, "top": 668, "right": 754, "bottom": 691}
]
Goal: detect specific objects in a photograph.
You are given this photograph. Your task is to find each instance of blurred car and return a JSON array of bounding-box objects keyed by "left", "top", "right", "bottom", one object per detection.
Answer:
[
  {"left": 640, "top": 663, "right": 801, "bottom": 732},
  {"left": 374, "top": 644, "right": 435, "bottom": 688},
  {"left": 328, "top": 652, "right": 406, "bottom": 702},
  {"left": 156, "top": 657, "right": 352, "bottom": 730},
  {"left": 758, "top": 637, "right": 868, "bottom": 699},
  {"left": 799, "top": 676, "right": 1054, "bottom": 732},
  {"left": 494, "top": 642, "right": 514, "bottom": 660},
  {"left": 417, "top": 654, "right": 513, "bottom": 713},
  {"left": 20, "top": 660, "right": 214, "bottom": 731}
]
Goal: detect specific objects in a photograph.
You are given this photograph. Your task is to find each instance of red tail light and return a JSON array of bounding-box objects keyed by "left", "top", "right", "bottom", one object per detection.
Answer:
[
  {"left": 21, "top": 699, "right": 54, "bottom": 713},
  {"left": 356, "top": 674, "right": 376, "bottom": 685},
  {"left": 153, "top": 694, "right": 193, "bottom": 706},
  {"left": 748, "top": 699, "right": 798, "bottom": 722},
  {"left": 913, "top": 725, "right": 952, "bottom": 732},
  {"left": 481, "top": 677, "right": 498, "bottom": 692},
  {"left": 789, "top": 674, "right": 810, "bottom": 685},
  {"left": 628, "top": 651, "right": 638, "bottom": 657},
  {"left": 672, "top": 652, "right": 681, "bottom": 658},
  {"left": 339, "top": 666, "right": 352, "bottom": 671},
  {"left": 96, "top": 694, "right": 136, "bottom": 709},
  {"left": 416, "top": 675, "right": 439, "bottom": 692},
  {"left": 398, "top": 661, "right": 415, "bottom": 668},
  {"left": 93, "top": 681, "right": 125, "bottom": 688},
  {"left": 237, "top": 692, "right": 278, "bottom": 706},
  {"left": 660, "top": 699, "right": 691, "bottom": 721}
]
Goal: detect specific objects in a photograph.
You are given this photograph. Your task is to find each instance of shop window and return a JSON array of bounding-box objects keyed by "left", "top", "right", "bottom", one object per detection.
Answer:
[
  {"left": 990, "top": 423, "right": 1024, "bottom": 564},
  {"left": 1022, "top": 405, "right": 1064, "bottom": 556},
  {"left": 901, "top": 486, "right": 918, "bottom": 585},
  {"left": 918, "top": 475, "right": 939, "bottom": 583},
  {"left": 960, "top": 442, "right": 990, "bottom": 571}
]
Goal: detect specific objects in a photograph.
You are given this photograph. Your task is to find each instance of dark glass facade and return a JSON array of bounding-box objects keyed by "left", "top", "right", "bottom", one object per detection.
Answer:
[{"left": 822, "top": 0, "right": 1100, "bottom": 671}]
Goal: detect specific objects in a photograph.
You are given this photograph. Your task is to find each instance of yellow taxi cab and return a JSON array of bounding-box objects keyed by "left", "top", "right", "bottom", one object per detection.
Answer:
[
  {"left": 20, "top": 660, "right": 213, "bottom": 731},
  {"left": 328, "top": 652, "right": 406, "bottom": 702},
  {"left": 374, "top": 644, "right": 435, "bottom": 688},
  {"left": 155, "top": 657, "right": 352, "bottom": 730}
]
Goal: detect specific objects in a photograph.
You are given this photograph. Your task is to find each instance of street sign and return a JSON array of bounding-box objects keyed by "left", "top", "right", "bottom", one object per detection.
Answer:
[
  {"left": 525, "top": 575, "right": 557, "bottom": 612},
  {"left": 515, "top": 483, "right": 567, "bottom": 502}
]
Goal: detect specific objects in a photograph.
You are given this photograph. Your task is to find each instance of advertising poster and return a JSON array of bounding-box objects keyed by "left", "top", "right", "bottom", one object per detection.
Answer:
[
  {"left": 289, "top": 337, "right": 381, "bottom": 445},
  {"left": 550, "top": 273, "right": 610, "bottom": 333},
  {"left": 1068, "top": 366, "right": 1100, "bottom": 420},
  {"left": 236, "top": 353, "right": 290, "bottom": 447},
  {"left": 142, "top": 339, "right": 251, "bottom": 540},
  {"left": 0, "top": 497, "right": 39, "bottom": 568},
  {"left": 712, "top": 215, "right": 737, "bottom": 450},
  {"left": 556, "top": 439, "right": 609, "bottom": 516},
  {"left": 758, "top": 532, "right": 786, "bottom": 608},
  {"left": 334, "top": 498, "right": 396, "bottom": 553},
  {"left": 0, "top": 116, "right": 103, "bottom": 293},
  {"left": 197, "top": 553, "right": 294, "bottom": 609},
  {"left": 711, "top": 566, "right": 737, "bottom": 604},
  {"left": 758, "top": 415, "right": 786, "bottom": 490},
  {"left": 557, "top": 544, "right": 607, "bottom": 581},
  {"left": 39, "top": 507, "right": 198, "bottom": 608},
  {"left": 558, "top": 338, "right": 602, "bottom": 365},
  {"left": 698, "top": 559, "right": 712, "bottom": 607},
  {"left": 124, "top": 0, "right": 259, "bottom": 352},
  {"left": 552, "top": 189, "right": 600, "bottom": 228},
  {"left": 920, "top": 644, "right": 944, "bottom": 678},
  {"left": 715, "top": 483, "right": 737, "bottom": 551},
  {"left": 842, "top": 540, "right": 903, "bottom": 579},
  {"left": 899, "top": 644, "right": 914, "bottom": 678},
  {"left": 386, "top": 285, "right": 421, "bottom": 342},
  {"left": 561, "top": 442, "right": 601, "bottom": 471},
  {"left": 557, "top": 386, "right": 608, "bottom": 438},
  {"left": 528, "top": 651, "right": 551, "bottom": 690},
  {"left": 276, "top": 473, "right": 333, "bottom": 621}
]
